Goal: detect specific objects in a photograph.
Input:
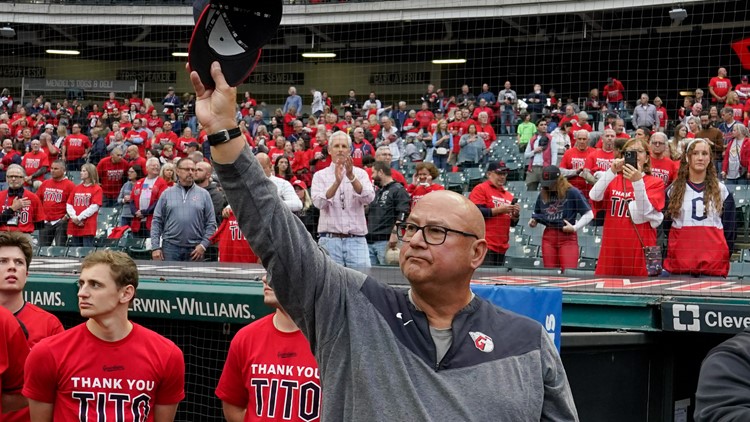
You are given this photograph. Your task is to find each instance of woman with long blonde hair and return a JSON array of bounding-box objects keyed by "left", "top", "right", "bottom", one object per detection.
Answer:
[{"left": 664, "top": 138, "right": 734, "bottom": 276}]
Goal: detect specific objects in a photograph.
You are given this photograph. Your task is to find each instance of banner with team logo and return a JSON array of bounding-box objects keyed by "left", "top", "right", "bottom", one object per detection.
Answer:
[{"left": 471, "top": 284, "right": 563, "bottom": 351}]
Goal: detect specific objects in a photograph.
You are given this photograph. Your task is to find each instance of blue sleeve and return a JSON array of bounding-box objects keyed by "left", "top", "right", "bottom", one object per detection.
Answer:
[
  {"left": 723, "top": 192, "right": 737, "bottom": 253},
  {"left": 534, "top": 194, "right": 543, "bottom": 215},
  {"left": 571, "top": 188, "right": 591, "bottom": 217}
]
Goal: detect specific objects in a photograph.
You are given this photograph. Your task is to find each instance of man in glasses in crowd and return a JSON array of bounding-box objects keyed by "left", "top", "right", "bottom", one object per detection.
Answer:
[{"left": 193, "top": 62, "right": 578, "bottom": 421}]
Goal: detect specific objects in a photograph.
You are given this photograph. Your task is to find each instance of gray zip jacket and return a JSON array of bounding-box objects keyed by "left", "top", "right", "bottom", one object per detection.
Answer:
[{"left": 214, "top": 145, "right": 579, "bottom": 422}]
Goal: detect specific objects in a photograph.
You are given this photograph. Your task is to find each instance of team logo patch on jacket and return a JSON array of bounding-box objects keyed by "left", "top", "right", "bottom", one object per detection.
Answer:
[{"left": 469, "top": 331, "right": 494, "bottom": 352}]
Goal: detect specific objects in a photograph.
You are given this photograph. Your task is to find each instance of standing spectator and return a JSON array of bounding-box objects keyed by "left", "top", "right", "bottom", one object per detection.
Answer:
[
  {"left": 366, "top": 161, "right": 411, "bottom": 265},
  {"left": 130, "top": 158, "right": 168, "bottom": 238},
  {"left": 0, "top": 231, "right": 63, "bottom": 421},
  {"left": 311, "top": 131, "right": 375, "bottom": 268},
  {"left": 471, "top": 98, "right": 494, "bottom": 124},
  {"left": 735, "top": 75, "right": 750, "bottom": 103},
  {"left": 516, "top": 112, "right": 536, "bottom": 152},
  {"left": 708, "top": 67, "right": 733, "bottom": 106},
  {"left": 365, "top": 147, "right": 407, "bottom": 186},
  {"left": 498, "top": 81, "right": 518, "bottom": 135},
  {"left": 162, "top": 86, "right": 181, "bottom": 115},
  {"left": 292, "top": 180, "right": 319, "bottom": 240},
  {"left": 151, "top": 158, "right": 216, "bottom": 261},
  {"left": 0, "top": 304, "right": 28, "bottom": 415},
  {"left": 96, "top": 147, "right": 129, "bottom": 207},
  {"left": 649, "top": 132, "right": 680, "bottom": 187},
  {"left": 361, "top": 92, "right": 382, "bottom": 115},
  {"left": 694, "top": 88, "right": 710, "bottom": 111},
  {"left": 160, "top": 162, "right": 177, "bottom": 186},
  {"left": 310, "top": 88, "right": 324, "bottom": 118},
  {"left": 697, "top": 112, "right": 726, "bottom": 174},
  {"left": 526, "top": 84, "right": 546, "bottom": 121},
  {"left": 721, "top": 123, "right": 750, "bottom": 185},
  {"left": 209, "top": 208, "right": 257, "bottom": 263},
  {"left": 455, "top": 84, "right": 475, "bottom": 108},
  {"left": 590, "top": 138, "right": 665, "bottom": 276},
  {"left": 216, "top": 276, "right": 320, "bottom": 421},
  {"left": 585, "top": 88, "right": 603, "bottom": 130},
  {"left": 475, "top": 111, "right": 496, "bottom": 149},
  {"left": 36, "top": 160, "right": 75, "bottom": 246},
  {"left": 670, "top": 124, "right": 690, "bottom": 159},
  {"left": 528, "top": 166, "right": 593, "bottom": 271},
  {"left": 477, "top": 83, "right": 496, "bottom": 106},
  {"left": 654, "top": 96, "right": 668, "bottom": 132},
  {"left": 66, "top": 163, "right": 102, "bottom": 247},
  {"left": 664, "top": 139, "right": 735, "bottom": 277},
  {"left": 61, "top": 123, "right": 90, "bottom": 171},
  {"left": 21, "top": 138, "right": 49, "bottom": 191},
  {"left": 603, "top": 77, "right": 625, "bottom": 113},
  {"left": 117, "top": 164, "right": 142, "bottom": 227},
  {"left": 376, "top": 117, "right": 402, "bottom": 169},
  {"left": 468, "top": 161, "right": 520, "bottom": 266},
  {"left": 256, "top": 153, "right": 302, "bottom": 211},
  {"left": 457, "top": 124, "right": 485, "bottom": 170},
  {"left": 406, "top": 162, "right": 444, "bottom": 208},
  {"left": 350, "top": 127, "right": 374, "bottom": 168},
  {"left": 524, "top": 119, "right": 556, "bottom": 190},
  {"left": 23, "top": 251, "right": 185, "bottom": 420},
  {"left": 340, "top": 89, "right": 360, "bottom": 115},
  {"left": 632, "top": 93, "right": 658, "bottom": 131},
  {"left": 103, "top": 91, "right": 120, "bottom": 114},
  {"left": 431, "top": 119, "right": 451, "bottom": 172},
  {"left": 195, "top": 161, "right": 228, "bottom": 226},
  {"left": 0, "top": 164, "right": 45, "bottom": 234},
  {"left": 560, "top": 129, "right": 594, "bottom": 199},
  {"left": 282, "top": 87, "right": 302, "bottom": 117}
]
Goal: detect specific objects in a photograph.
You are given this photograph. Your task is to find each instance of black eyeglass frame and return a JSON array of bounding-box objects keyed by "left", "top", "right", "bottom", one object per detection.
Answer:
[{"left": 395, "top": 222, "right": 479, "bottom": 246}]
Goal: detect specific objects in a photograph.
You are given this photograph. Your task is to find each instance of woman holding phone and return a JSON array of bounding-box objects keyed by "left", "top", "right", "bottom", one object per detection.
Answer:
[{"left": 590, "top": 138, "right": 665, "bottom": 276}]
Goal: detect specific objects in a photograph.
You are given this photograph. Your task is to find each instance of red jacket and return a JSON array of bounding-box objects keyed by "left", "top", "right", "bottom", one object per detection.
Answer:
[
  {"left": 129, "top": 177, "right": 168, "bottom": 232},
  {"left": 722, "top": 138, "right": 750, "bottom": 176}
]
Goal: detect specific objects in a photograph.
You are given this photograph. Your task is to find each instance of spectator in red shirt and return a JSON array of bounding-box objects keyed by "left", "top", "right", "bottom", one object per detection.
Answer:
[
  {"left": 407, "top": 162, "right": 444, "bottom": 209},
  {"left": 37, "top": 160, "right": 75, "bottom": 246},
  {"left": 66, "top": 163, "right": 102, "bottom": 247},
  {"left": 97, "top": 147, "right": 130, "bottom": 207},
  {"left": 709, "top": 67, "right": 733, "bottom": 106},
  {"left": 61, "top": 123, "right": 91, "bottom": 171},
  {"left": 0, "top": 164, "right": 45, "bottom": 234},
  {"left": 603, "top": 77, "right": 625, "bottom": 112},
  {"left": 21, "top": 139, "right": 49, "bottom": 191}
]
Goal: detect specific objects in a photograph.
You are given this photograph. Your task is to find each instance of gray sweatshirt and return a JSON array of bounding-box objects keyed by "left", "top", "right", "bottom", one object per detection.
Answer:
[
  {"left": 215, "top": 145, "right": 579, "bottom": 422},
  {"left": 150, "top": 183, "right": 216, "bottom": 250}
]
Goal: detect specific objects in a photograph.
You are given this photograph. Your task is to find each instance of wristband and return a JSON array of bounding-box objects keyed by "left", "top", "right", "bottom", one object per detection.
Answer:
[
  {"left": 348, "top": 175, "right": 357, "bottom": 183},
  {"left": 207, "top": 127, "right": 242, "bottom": 147}
]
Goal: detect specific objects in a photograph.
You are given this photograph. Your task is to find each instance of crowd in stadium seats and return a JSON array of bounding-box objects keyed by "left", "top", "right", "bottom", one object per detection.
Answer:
[{"left": 1, "top": 65, "right": 748, "bottom": 275}]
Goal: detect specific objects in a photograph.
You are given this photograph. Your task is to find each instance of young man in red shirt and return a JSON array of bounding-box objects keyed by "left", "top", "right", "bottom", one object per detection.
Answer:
[
  {"left": 0, "top": 304, "right": 28, "bottom": 416},
  {"left": 468, "top": 162, "right": 520, "bottom": 266},
  {"left": 97, "top": 147, "right": 130, "bottom": 207},
  {"left": 216, "top": 274, "right": 319, "bottom": 421},
  {"left": 36, "top": 160, "right": 75, "bottom": 246},
  {"left": 0, "top": 231, "right": 64, "bottom": 422},
  {"left": 24, "top": 250, "right": 185, "bottom": 421},
  {"left": 61, "top": 123, "right": 91, "bottom": 171}
]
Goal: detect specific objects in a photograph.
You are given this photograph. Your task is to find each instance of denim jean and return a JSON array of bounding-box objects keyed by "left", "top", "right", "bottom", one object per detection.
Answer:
[
  {"left": 68, "top": 236, "right": 94, "bottom": 247},
  {"left": 433, "top": 154, "right": 449, "bottom": 172},
  {"left": 162, "top": 242, "right": 197, "bottom": 262},
  {"left": 368, "top": 240, "right": 389, "bottom": 266},
  {"left": 318, "top": 236, "right": 371, "bottom": 268},
  {"left": 501, "top": 108, "right": 516, "bottom": 134}
]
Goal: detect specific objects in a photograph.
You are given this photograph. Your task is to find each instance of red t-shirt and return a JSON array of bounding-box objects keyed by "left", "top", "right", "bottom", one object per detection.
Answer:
[
  {"left": 709, "top": 77, "right": 733, "bottom": 100},
  {"left": 268, "top": 147, "right": 285, "bottom": 164},
  {"left": 23, "top": 323, "right": 185, "bottom": 422},
  {"left": 472, "top": 107, "right": 495, "bottom": 123},
  {"left": 468, "top": 181, "right": 514, "bottom": 253},
  {"left": 365, "top": 167, "right": 407, "bottom": 186},
  {"left": 283, "top": 114, "right": 296, "bottom": 138},
  {"left": 560, "top": 147, "right": 593, "bottom": 193},
  {"left": 97, "top": 157, "right": 130, "bottom": 199},
  {"left": 656, "top": 106, "right": 668, "bottom": 128},
  {"left": 215, "top": 314, "right": 320, "bottom": 421},
  {"left": 351, "top": 140, "right": 374, "bottom": 168},
  {"left": 63, "top": 134, "right": 91, "bottom": 161},
  {"left": 103, "top": 99, "right": 120, "bottom": 113},
  {"left": 0, "top": 306, "right": 29, "bottom": 416},
  {"left": 210, "top": 213, "right": 258, "bottom": 263},
  {"left": 603, "top": 80, "right": 625, "bottom": 103},
  {"left": 407, "top": 183, "right": 445, "bottom": 209},
  {"left": 66, "top": 184, "right": 103, "bottom": 237},
  {"left": 731, "top": 104, "right": 744, "bottom": 122},
  {"left": 650, "top": 156, "right": 680, "bottom": 186},
  {"left": 154, "top": 132, "right": 178, "bottom": 147},
  {"left": 0, "top": 189, "right": 45, "bottom": 233},
  {"left": 416, "top": 110, "right": 435, "bottom": 128},
  {"left": 21, "top": 150, "right": 50, "bottom": 181},
  {"left": 596, "top": 174, "right": 665, "bottom": 276},
  {"left": 476, "top": 123, "right": 496, "bottom": 149},
  {"left": 124, "top": 130, "right": 148, "bottom": 157},
  {"left": 585, "top": 149, "right": 615, "bottom": 173},
  {"left": 37, "top": 178, "right": 76, "bottom": 221}
]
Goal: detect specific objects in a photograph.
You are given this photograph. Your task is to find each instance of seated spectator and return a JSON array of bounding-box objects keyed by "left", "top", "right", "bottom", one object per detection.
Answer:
[{"left": 590, "top": 138, "right": 665, "bottom": 276}]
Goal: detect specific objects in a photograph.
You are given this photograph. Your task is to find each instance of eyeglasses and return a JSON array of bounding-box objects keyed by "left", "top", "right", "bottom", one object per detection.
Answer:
[
  {"left": 6, "top": 175, "right": 23, "bottom": 179},
  {"left": 177, "top": 167, "right": 196, "bottom": 172},
  {"left": 395, "top": 222, "right": 478, "bottom": 246}
]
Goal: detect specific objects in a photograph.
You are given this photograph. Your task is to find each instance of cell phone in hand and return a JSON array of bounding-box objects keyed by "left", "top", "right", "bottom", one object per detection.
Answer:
[{"left": 623, "top": 150, "right": 637, "bottom": 169}]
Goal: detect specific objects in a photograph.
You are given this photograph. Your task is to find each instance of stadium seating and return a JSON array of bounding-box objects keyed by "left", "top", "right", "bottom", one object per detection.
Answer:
[{"left": 37, "top": 246, "right": 68, "bottom": 258}]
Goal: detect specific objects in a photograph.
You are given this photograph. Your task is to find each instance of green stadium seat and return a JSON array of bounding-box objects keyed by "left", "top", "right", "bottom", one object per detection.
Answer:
[
  {"left": 37, "top": 246, "right": 68, "bottom": 257},
  {"left": 66, "top": 247, "right": 97, "bottom": 258},
  {"left": 504, "top": 256, "right": 543, "bottom": 270},
  {"left": 443, "top": 172, "right": 465, "bottom": 194}
]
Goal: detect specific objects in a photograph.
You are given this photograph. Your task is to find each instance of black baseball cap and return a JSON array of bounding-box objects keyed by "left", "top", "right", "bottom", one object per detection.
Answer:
[
  {"left": 486, "top": 161, "right": 509, "bottom": 174},
  {"left": 189, "top": 0, "right": 283, "bottom": 88},
  {"left": 540, "top": 165, "right": 561, "bottom": 188}
]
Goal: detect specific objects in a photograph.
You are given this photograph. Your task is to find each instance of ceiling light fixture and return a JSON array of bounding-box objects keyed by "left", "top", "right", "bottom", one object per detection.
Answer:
[
  {"left": 46, "top": 49, "right": 80, "bottom": 55},
  {"left": 432, "top": 58, "right": 467, "bottom": 65},
  {"left": 302, "top": 52, "right": 336, "bottom": 59},
  {"left": 172, "top": 52, "right": 189, "bottom": 57}
]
